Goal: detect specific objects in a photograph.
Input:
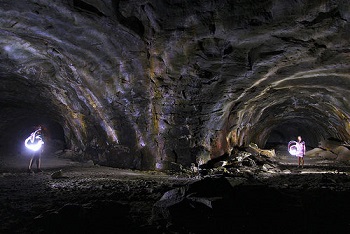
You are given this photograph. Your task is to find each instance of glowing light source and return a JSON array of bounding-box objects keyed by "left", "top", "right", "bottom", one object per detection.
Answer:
[
  {"left": 24, "top": 130, "right": 44, "bottom": 152},
  {"left": 288, "top": 141, "right": 298, "bottom": 156}
]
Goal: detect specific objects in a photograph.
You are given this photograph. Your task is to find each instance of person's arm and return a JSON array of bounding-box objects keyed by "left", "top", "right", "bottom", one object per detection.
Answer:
[
  {"left": 30, "top": 132, "right": 35, "bottom": 143},
  {"left": 303, "top": 142, "right": 306, "bottom": 156}
]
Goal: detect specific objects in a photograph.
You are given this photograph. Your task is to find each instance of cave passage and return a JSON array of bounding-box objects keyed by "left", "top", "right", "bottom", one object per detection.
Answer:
[
  {"left": 0, "top": 0, "right": 349, "bottom": 170},
  {"left": 1, "top": 1, "right": 350, "bottom": 233}
]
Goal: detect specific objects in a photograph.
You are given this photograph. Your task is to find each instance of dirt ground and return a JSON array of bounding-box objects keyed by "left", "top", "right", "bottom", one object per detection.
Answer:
[
  {"left": 0, "top": 153, "right": 192, "bottom": 233},
  {"left": 1, "top": 152, "right": 350, "bottom": 233}
]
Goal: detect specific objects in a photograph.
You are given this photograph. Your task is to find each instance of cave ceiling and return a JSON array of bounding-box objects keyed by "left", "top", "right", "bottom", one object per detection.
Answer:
[{"left": 0, "top": 0, "right": 349, "bottom": 169}]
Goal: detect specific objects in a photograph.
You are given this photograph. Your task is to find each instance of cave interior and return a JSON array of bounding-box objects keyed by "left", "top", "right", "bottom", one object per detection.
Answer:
[{"left": 1, "top": 0, "right": 350, "bottom": 233}]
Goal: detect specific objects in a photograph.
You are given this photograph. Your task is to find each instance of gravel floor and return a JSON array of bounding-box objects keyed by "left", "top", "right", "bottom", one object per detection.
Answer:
[{"left": 1, "top": 152, "right": 350, "bottom": 233}]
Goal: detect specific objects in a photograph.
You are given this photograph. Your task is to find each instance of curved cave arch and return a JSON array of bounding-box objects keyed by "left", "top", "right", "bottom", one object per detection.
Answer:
[
  {"left": 262, "top": 120, "right": 327, "bottom": 149},
  {"left": 0, "top": 1, "right": 154, "bottom": 169},
  {"left": 0, "top": 0, "right": 350, "bottom": 169},
  {"left": 222, "top": 67, "right": 350, "bottom": 159},
  {"left": 235, "top": 97, "right": 349, "bottom": 149},
  {"left": 1, "top": 1, "right": 350, "bottom": 232}
]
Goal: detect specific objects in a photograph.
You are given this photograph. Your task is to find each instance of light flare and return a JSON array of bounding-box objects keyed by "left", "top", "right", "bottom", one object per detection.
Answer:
[
  {"left": 24, "top": 132, "right": 44, "bottom": 152},
  {"left": 288, "top": 141, "right": 298, "bottom": 156}
]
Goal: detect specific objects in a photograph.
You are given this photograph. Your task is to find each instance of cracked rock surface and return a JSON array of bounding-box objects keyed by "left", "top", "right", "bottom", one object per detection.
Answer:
[{"left": 0, "top": 0, "right": 349, "bottom": 169}]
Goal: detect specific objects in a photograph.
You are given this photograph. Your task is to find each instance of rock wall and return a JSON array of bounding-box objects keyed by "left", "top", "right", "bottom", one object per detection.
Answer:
[{"left": 0, "top": 0, "right": 349, "bottom": 169}]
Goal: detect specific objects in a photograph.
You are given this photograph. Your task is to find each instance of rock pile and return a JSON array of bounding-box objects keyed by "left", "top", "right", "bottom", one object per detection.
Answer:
[
  {"left": 152, "top": 176, "right": 248, "bottom": 233},
  {"left": 306, "top": 138, "right": 350, "bottom": 163},
  {"left": 197, "top": 144, "right": 279, "bottom": 177}
]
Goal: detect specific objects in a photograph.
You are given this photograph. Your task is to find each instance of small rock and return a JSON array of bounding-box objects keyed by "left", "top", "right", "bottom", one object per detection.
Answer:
[
  {"left": 213, "top": 161, "right": 227, "bottom": 168},
  {"left": 51, "top": 170, "right": 64, "bottom": 179}
]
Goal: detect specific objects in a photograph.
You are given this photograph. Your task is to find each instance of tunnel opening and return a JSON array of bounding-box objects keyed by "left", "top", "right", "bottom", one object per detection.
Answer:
[
  {"left": 0, "top": 115, "right": 66, "bottom": 157},
  {"left": 17, "top": 118, "right": 66, "bottom": 155},
  {"left": 264, "top": 121, "right": 323, "bottom": 150},
  {"left": 240, "top": 94, "right": 350, "bottom": 151},
  {"left": 0, "top": 75, "right": 67, "bottom": 160}
]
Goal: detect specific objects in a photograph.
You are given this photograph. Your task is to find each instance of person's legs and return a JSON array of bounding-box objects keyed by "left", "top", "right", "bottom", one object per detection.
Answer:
[
  {"left": 301, "top": 157, "right": 304, "bottom": 168},
  {"left": 29, "top": 153, "right": 42, "bottom": 172},
  {"left": 28, "top": 155, "right": 34, "bottom": 170},
  {"left": 297, "top": 156, "right": 304, "bottom": 168},
  {"left": 33, "top": 153, "right": 42, "bottom": 172},
  {"left": 36, "top": 156, "right": 42, "bottom": 172},
  {"left": 35, "top": 156, "right": 39, "bottom": 168},
  {"left": 28, "top": 155, "right": 35, "bottom": 173}
]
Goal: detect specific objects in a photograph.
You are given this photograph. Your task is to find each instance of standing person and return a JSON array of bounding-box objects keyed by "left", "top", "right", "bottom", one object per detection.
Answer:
[
  {"left": 295, "top": 136, "right": 305, "bottom": 168},
  {"left": 27, "top": 126, "right": 45, "bottom": 173}
]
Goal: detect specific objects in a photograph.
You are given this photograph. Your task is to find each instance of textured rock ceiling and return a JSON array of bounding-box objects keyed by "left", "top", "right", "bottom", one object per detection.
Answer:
[{"left": 0, "top": 0, "right": 349, "bottom": 169}]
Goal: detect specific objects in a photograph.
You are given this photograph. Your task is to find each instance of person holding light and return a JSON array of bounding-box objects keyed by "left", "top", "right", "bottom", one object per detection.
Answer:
[
  {"left": 295, "top": 136, "right": 305, "bottom": 168},
  {"left": 26, "top": 126, "right": 45, "bottom": 173}
]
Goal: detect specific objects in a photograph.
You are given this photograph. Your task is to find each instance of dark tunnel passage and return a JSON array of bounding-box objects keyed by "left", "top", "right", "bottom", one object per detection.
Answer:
[
  {"left": 0, "top": 115, "right": 66, "bottom": 159},
  {"left": 9, "top": 118, "right": 66, "bottom": 155},
  {"left": 0, "top": 74, "right": 66, "bottom": 157},
  {"left": 265, "top": 121, "right": 325, "bottom": 149}
]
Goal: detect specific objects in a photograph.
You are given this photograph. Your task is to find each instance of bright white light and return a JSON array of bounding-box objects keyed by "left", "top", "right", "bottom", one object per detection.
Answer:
[
  {"left": 288, "top": 141, "right": 297, "bottom": 156},
  {"left": 139, "top": 140, "right": 145, "bottom": 147},
  {"left": 289, "top": 145, "right": 297, "bottom": 155},
  {"left": 156, "top": 162, "right": 162, "bottom": 169},
  {"left": 25, "top": 134, "right": 44, "bottom": 152}
]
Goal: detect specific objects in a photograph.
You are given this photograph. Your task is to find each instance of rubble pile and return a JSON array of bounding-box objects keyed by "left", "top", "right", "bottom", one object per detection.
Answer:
[
  {"left": 306, "top": 139, "right": 350, "bottom": 163},
  {"left": 151, "top": 172, "right": 350, "bottom": 233},
  {"left": 197, "top": 144, "right": 280, "bottom": 177}
]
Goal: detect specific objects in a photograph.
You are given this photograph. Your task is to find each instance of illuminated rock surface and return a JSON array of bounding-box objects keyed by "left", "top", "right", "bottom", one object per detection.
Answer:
[
  {"left": 2, "top": 1, "right": 350, "bottom": 233},
  {"left": 0, "top": 1, "right": 350, "bottom": 169}
]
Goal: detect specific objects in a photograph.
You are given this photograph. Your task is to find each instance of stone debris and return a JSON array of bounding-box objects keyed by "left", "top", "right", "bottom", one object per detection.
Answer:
[
  {"left": 196, "top": 145, "right": 280, "bottom": 177},
  {"left": 305, "top": 147, "right": 325, "bottom": 157},
  {"left": 246, "top": 143, "right": 276, "bottom": 157},
  {"left": 1, "top": 155, "right": 350, "bottom": 233},
  {"left": 152, "top": 176, "right": 248, "bottom": 232},
  {"left": 152, "top": 166, "right": 350, "bottom": 233},
  {"left": 306, "top": 139, "right": 350, "bottom": 163},
  {"left": 51, "top": 169, "right": 65, "bottom": 179}
]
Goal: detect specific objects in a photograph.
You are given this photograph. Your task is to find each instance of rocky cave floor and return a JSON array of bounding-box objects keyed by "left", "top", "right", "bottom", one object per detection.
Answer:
[{"left": 1, "top": 153, "right": 350, "bottom": 233}]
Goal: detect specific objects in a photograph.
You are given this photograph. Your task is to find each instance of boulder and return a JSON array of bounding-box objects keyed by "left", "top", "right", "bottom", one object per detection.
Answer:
[
  {"left": 333, "top": 145, "right": 349, "bottom": 156},
  {"left": 305, "top": 148, "right": 324, "bottom": 157},
  {"left": 152, "top": 176, "right": 304, "bottom": 233},
  {"left": 318, "top": 150, "right": 338, "bottom": 160},
  {"left": 246, "top": 143, "right": 275, "bottom": 157},
  {"left": 306, "top": 144, "right": 350, "bottom": 162},
  {"left": 260, "top": 149, "right": 276, "bottom": 157},
  {"left": 152, "top": 176, "right": 247, "bottom": 232},
  {"left": 51, "top": 170, "right": 65, "bottom": 179},
  {"left": 335, "top": 146, "right": 350, "bottom": 162},
  {"left": 318, "top": 139, "right": 342, "bottom": 151}
]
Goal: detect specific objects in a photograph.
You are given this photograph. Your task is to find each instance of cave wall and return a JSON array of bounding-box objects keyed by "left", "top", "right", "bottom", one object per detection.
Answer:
[{"left": 0, "top": 0, "right": 349, "bottom": 169}]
